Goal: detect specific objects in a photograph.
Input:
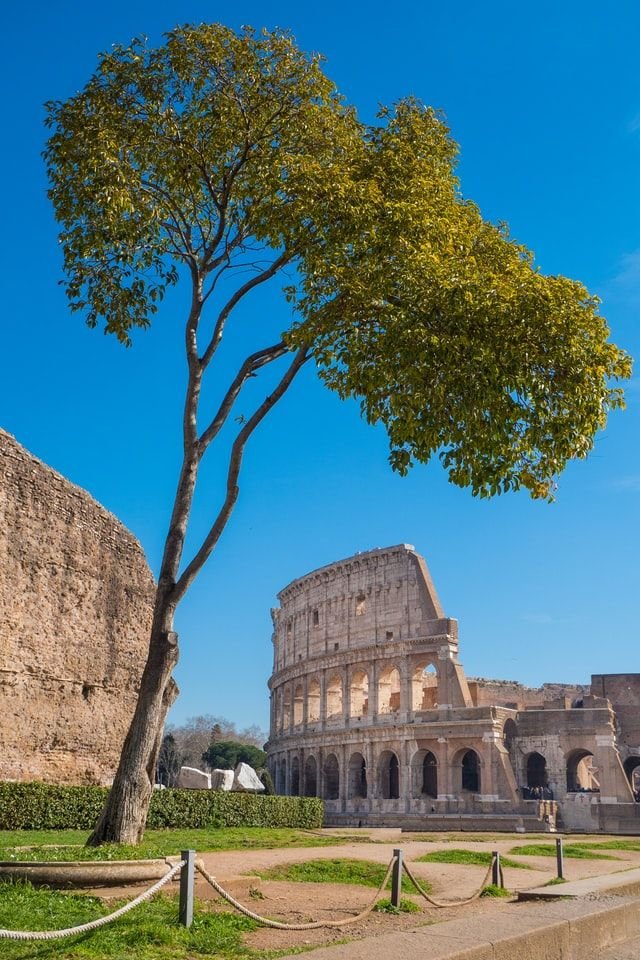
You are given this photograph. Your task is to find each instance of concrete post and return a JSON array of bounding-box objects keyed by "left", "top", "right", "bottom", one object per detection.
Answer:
[{"left": 179, "top": 850, "right": 196, "bottom": 927}]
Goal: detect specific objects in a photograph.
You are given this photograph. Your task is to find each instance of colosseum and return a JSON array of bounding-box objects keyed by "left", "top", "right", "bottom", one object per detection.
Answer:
[
  {"left": 266, "top": 544, "right": 640, "bottom": 833},
  {"left": 0, "top": 429, "right": 154, "bottom": 785}
]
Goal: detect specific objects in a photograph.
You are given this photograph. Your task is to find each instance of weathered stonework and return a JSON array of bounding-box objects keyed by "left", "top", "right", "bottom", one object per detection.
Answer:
[
  {"left": 0, "top": 429, "right": 154, "bottom": 785},
  {"left": 267, "top": 545, "right": 640, "bottom": 834}
]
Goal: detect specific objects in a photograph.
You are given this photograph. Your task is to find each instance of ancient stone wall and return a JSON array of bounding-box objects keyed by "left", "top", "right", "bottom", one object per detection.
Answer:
[
  {"left": 468, "top": 678, "right": 589, "bottom": 710},
  {"left": 0, "top": 430, "right": 154, "bottom": 784}
]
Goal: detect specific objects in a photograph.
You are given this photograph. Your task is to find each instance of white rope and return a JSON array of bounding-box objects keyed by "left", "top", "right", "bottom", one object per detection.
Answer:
[
  {"left": 403, "top": 855, "right": 497, "bottom": 907},
  {"left": 0, "top": 859, "right": 184, "bottom": 941},
  {"left": 195, "top": 855, "right": 397, "bottom": 930}
]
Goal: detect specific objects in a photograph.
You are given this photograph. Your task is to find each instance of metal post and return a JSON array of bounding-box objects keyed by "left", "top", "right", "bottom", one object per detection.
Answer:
[
  {"left": 179, "top": 849, "right": 196, "bottom": 927},
  {"left": 492, "top": 851, "right": 501, "bottom": 887},
  {"left": 556, "top": 837, "right": 564, "bottom": 880},
  {"left": 391, "top": 848, "right": 403, "bottom": 908}
]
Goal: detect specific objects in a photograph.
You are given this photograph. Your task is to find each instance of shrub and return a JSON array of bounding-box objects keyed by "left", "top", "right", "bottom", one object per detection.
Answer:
[{"left": 0, "top": 782, "right": 323, "bottom": 831}]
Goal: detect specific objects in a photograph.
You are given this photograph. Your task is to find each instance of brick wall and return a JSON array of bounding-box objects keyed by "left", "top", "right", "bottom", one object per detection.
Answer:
[{"left": 0, "top": 430, "right": 154, "bottom": 784}]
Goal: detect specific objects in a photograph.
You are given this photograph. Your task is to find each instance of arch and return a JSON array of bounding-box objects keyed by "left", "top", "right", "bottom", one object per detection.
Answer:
[
  {"left": 566, "top": 749, "right": 598, "bottom": 792},
  {"left": 348, "top": 752, "right": 367, "bottom": 799},
  {"left": 326, "top": 674, "right": 343, "bottom": 719},
  {"left": 378, "top": 665, "right": 401, "bottom": 714},
  {"left": 503, "top": 719, "right": 518, "bottom": 752},
  {"left": 623, "top": 756, "right": 640, "bottom": 793},
  {"left": 378, "top": 750, "right": 400, "bottom": 799},
  {"left": 290, "top": 756, "right": 300, "bottom": 796},
  {"left": 293, "top": 684, "right": 304, "bottom": 726},
  {"left": 526, "top": 752, "right": 548, "bottom": 789},
  {"left": 307, "top": 678, "right": 321, "bottom": 723},
  {"left": 277, "top": 757, "right": 287, "bottom": 795},
  {"left": 349, "top": 669, "right": 369, "bottom": 718},
  {"left": 422, "top": 751, "right": 438, "bottom": 798},
  {"left": 456, "top": 749, "right": 480, "bottom": 793},
  {"left": 304, "top": 755, "right": 317, "bottom": 797},
  {"left": 324, "top": 753, "right": 340, "bottom": 799},
  {"left": 411, "top": 662, "right": 439, "bottom": 711}
]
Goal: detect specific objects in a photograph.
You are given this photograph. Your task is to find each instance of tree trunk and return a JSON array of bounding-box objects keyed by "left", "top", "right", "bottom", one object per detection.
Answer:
[{"left": 87, "top": 600, "right": 179, "bottom": 845}]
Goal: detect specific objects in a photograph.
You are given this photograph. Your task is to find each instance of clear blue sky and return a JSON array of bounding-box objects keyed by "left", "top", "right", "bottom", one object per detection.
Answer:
[{"left": 2, "top": 1, "right": 639, "bottom": 733}]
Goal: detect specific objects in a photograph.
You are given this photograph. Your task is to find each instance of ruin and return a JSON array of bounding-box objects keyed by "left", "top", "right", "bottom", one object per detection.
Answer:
[
  {"left": 266, "top": 544, "right": 640, "bottom": 833},
  {"left": 0, "top": 429, "right": 154, "bottom": 784}
]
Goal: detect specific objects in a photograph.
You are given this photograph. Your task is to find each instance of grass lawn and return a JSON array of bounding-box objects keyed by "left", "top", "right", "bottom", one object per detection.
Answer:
[
  {"left": 508, "top": 844, "right": 618, "bottom": 860},
  {"left": 0, "top": 827, "right": 363, "bottom": 862},
  {"left": 254, "top": 857, "right": 423, "bottom": 894},
  {"left": 569, "top": 840, "right": 640, "bottom": 853},
  {"left": 414, "top": 848, "right": 530, "bottom": 869},
  {"left": 0, "top": 882, "right": 258, "bottom": 959}
]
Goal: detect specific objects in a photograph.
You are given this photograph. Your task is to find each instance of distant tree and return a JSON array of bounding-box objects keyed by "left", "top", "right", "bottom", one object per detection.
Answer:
[
  {"left": 167, "top": 715, "right": 267, "bottom": 768},
  {"left": 44, "top": 23, "right": 631, "bottom": 844},
  {"left": 259, "top": 769, "right": 275, "bottom": 795},
  {"left": 156, "top": 733, "right": 182, "bottom": 787},
  {"left": 202, "top": 740, "right": 267, "bottom": 771}
]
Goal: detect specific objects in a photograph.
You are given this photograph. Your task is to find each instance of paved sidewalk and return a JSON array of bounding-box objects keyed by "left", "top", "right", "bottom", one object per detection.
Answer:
[{"left": 276, "top": 895, "right": 640, "bottom": 960}]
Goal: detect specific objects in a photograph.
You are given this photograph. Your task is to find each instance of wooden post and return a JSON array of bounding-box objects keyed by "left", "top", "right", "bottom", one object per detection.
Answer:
[
  {"left": 179, "top": 850, "right": 196, "bottom": 927},
  {"left": 391, "top": 848, "right": 403, "bottom": 908},
  {"left": 556, "top": 837, "right": 564, "bottom": 880},
  {"left": 492, "top": 851, "right": 501, "bottom": 887}
]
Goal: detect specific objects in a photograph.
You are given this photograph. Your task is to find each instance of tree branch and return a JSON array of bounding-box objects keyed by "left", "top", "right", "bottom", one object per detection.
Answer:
[
  {"left": 200, "top": 249, "right": 294, "bottom": 369},
  {"left": 199, "top": 341, "right": 290, "bottom": 451},
  {"left": 172, "top": 344, "right": 309, "bottom": 603}
]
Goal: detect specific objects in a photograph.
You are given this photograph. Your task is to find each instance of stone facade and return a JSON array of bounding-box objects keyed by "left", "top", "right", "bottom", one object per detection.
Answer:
[
  {"left": 0, "top": 429, "right": 154, "bottom": 785},
  {"left": 266, "top": 545, "right": 640, "bottom": 834}
]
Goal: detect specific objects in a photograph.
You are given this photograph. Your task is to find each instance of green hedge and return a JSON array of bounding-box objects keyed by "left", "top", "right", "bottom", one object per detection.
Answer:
[{"left": 0, "top": 782, "right": 324, "bottom": 831}]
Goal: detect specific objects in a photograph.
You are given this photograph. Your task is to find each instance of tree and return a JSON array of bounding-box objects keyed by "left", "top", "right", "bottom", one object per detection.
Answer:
[
  {"left": 44, "top": 24, "right": 630, "bottom": 844},
  {"left": 202, "top": 740, "right": 267, "bottom": 771},
  {"left": 156, "top": 732, "right": 182, "bottom": 787}
]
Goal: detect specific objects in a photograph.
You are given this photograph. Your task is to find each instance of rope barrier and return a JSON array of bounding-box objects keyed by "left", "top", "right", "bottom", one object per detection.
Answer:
[
  {"left": 402, "top": 855, "right": 496, "bottom": 907},
  {"left": 0, "top": 860, "right": 185, "bottom": 941},
  {"left": 195, "top": 855, "right": 397, "bottom": 930},
  {"left": 0, "top": 846, "right": 507, "bottom": 942}
]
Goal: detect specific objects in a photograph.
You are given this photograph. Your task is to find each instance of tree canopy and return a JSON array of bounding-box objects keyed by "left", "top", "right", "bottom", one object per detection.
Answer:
[
  {"left": 43, "top": 23, "right": 631, "bottom": 844},
  {"left": 45, "top": 23, "right": 630, "bottom": 504}
]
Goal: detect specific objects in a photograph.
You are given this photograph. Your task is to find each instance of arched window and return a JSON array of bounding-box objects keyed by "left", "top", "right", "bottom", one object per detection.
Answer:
[
  {"left": 324, "top": 754, "right": 340, "bottom": 799},
  {"left": 378, "top": 666, "right": 401, "bottom": 714},
  {"left": 379, "top": 750, "right": 400, "bottom": 799},
  {"left": 282, "top": 687, "right": 291, "bottom": 730},
  {"left": 348, "top": 752, "right": 367, "bottom": 798},
  {"left": 503, "top": 719, "right": 518, "bottom": 752},
  {"left": 411, "top": 663, "right": 438, "bottom": 711},
  {"left": 623, "top": 756, "right": 640, "bottom": 793},
  {"left": 307, "top": 679, "right": 321, "bottom": 723},
  {"left": 349, "top": 670, "right": 369, "bottom": 717},
  {"left": 326, "top": 674, "right": 343, "bottom": 719},
  {"left": 278, "top": 758, "right": 287, "bottom": 794},
  {"left": 304, "top": 755, "right": 317, "bottom": 797},
  {"left": 410, "top": 749, "right": 438, "bottom": 798},
  {"left": 290, "top": 756, "right": 300, "bottom": 796},
  {"left": 526, "top": 752, "right": 548, "bottom": 789},
  {"left": 566, "top": 750, "right": 598, "bottom": 792},
  {"left": 461, "top": 750, "right": 480, "bottom": 793},
  {"left": 293, "top": 684, "right": 304, "bottom": 726},
  {"left": 422, "top": 752, "right": 438, "bottom": 798}
]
